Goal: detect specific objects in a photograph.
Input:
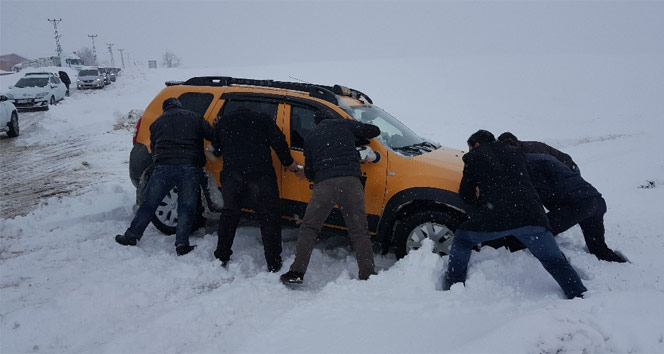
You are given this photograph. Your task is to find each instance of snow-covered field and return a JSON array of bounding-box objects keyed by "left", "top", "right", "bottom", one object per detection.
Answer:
[{"left": 1, "top": 54, "right": 663, "bottom": 353}]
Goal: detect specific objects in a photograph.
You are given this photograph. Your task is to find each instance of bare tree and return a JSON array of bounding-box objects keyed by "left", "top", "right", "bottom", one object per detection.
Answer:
[
  {"left": 77, "top": 47, "right": 95, "bottom": 65},
  {"left": 162, "top": 50, "right": 181, "bottom": 68}
]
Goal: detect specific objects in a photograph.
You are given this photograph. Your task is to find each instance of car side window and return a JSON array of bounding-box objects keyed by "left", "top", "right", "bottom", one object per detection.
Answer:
[
  {"left": 290, "top": 105, "right": 318, "bottom": 150},
  {"left": 177, "top": 92, "right": 214, "bottom": 116},
  {"left": 220, "top": 100, "right": 278, "bottom": 121}
]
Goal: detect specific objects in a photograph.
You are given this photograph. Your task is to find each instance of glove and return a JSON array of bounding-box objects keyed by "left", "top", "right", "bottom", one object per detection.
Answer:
[{"left": 357, "top": 145, "right": 380, "bottom": 163}]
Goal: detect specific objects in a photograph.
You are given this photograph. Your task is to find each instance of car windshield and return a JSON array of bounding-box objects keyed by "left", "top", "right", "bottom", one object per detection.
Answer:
[
  {"left": 79, "top": 70, "right": 98, "bottom": 76},
  {"left": 15, "top": 77, "right": 49, "bottom": 88},
  {"left": 343, "top": 104, "right": 439, "bottom": 155}
]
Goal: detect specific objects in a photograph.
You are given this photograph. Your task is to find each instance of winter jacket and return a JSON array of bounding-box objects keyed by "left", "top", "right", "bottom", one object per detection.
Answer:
[
  {"left": 303, "top": 118, "right": 380, "bottom": 184},
  {"left": 58, "top": 71, "right": 71, "bottom": 85},
  {"left": 149, "top": 106, "right": 214, "bottom": 167},
  {"left": 458, "top": 142, "right": 550, "bottom": 232},
  {"left": 518, "top": 140, "right": 578, "bottom": 172},
  {"left": 525, "top": 153, "right": 600, "bottom": 208},
  {"left": 212, "top": 110, "right": 293, "bottom": 181}
]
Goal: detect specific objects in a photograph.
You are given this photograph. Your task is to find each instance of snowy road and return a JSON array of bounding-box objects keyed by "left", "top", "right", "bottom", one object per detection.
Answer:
[{"left": 0, "top": 109, "right": 96, "bottom": 218}]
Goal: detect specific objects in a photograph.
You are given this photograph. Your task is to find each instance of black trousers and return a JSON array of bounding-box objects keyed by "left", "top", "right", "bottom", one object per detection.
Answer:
[
  {"left": 214, "top": 171, "right": 282, "bottom": 268},
  {"left": 501, "top": 196, "right": 612, "bottom": 255},
  {"left": 547, "top": 196, "right": 611, "bottom": 255}
]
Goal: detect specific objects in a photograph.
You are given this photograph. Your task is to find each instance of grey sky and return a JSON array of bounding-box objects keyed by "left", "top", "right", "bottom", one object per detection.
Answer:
[{"left": 2, "top": 0, "right": 663, "bottom": 68}]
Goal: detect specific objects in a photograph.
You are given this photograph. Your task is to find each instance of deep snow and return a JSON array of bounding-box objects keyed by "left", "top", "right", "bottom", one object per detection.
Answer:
[{"left": 1, "top": 54, "right": 663, "bottom": 354}]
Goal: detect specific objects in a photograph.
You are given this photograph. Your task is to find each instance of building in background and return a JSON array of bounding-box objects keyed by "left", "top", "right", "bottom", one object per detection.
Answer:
[{"left": 0, "top": 54, "right": 29, "bottom": 72}]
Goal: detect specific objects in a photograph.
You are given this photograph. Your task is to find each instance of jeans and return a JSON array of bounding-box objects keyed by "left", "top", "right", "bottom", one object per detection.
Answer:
[
  {"left": 445, "top": 226, "right": 587, "bottom": 299},
  {"left": 125, "top": 164, "right": 202, "bottom": 247}
]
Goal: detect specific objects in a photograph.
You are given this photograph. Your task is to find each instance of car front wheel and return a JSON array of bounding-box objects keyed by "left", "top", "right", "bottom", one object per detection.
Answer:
[
  {"left": 7, "top": 112, "right": 19, "bottom": 137},
  {"left": 393, "top": 210, "right": 458, "bottom": 259}
]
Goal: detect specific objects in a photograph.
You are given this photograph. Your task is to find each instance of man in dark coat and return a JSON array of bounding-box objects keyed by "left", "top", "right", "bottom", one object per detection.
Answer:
[
  {"left": 115, "top": 97, "right": 214, "bottom": 256},
  {"left": 522, "top": 153, "right": 626, "bottom": 262},
  {"left": 443, "top": 130, "right": 587, "bottom": 299},
  {"left": 58, "top": 71, "right": 71, "bottom": 96},
  {"left": 498, "top": 131, "right": 579, "bottom": 172},
  {"left": 280, "top": 112, "right": 380, "bottom": 285},
  {"left": 211, "top": 106, "right": 299, "bottom": 272}
]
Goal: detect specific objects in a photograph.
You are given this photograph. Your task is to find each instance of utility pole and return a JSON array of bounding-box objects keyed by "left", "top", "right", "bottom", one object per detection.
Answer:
[
  {"left": 88, "top": 34, "right": 98, "bottom": 65},
  {"left": 118, "top": 48, "right": 126, "bottom": 69},
  {"left": 107, "top": 43, "right": 115, "bottom": 66},
  {"left": 47, "top": 18, "right": 63, "bottom": 56}
]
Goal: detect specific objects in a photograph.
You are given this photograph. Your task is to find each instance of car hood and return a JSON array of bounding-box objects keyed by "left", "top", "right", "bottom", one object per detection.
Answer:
[
  {"left": 412, "top": 146, "right": 465, "bottom": 169},
  {"left": 9, "top": 86, "right": 50, "bottom": 97}
]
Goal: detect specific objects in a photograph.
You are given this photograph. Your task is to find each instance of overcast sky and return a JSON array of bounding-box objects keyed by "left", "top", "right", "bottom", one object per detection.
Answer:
[{"left": 2, "top": 0, "right": 663, "bottom": 68}]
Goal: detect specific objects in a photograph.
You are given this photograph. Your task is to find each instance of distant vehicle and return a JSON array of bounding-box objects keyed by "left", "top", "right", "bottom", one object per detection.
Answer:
[
  {"left": 6, "top": 73, "right": 67, "bottom": 110},
  {"left": 0, "top": 94, "right": 19, "bottom": 137},
  {"left": 14, "top": 53, "right": 84, "bottom": 72},
  {"left": 77, "top": 68, "right": 105, "bottom": 89},
  {"left": 98, "top": 67, "right": 112, "bottom": 84}
]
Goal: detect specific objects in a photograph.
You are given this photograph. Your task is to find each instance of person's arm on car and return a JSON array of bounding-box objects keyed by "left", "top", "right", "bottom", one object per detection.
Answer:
[
  {"left": 458, "top": 154, "right": 480, "bottom": 207},
  {"left": 265, "top": 117, "right": 296, "bottom": 168},
  {"left": 349, "top": 120, "right": 380, "bottom": 140}
]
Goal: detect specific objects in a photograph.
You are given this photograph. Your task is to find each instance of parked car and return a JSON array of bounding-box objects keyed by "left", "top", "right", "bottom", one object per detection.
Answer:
[
  {"left": 77, "top": 68, "right": 105, "bottom": 89},
  {"left": 0, "top": 94, "right": 19, "bottom": 137},
  {"left": 6, "top": 73, "right": 67, "bottom": 110},
  {"left": 130, "top": 76, "right": 467, "bottom": 258}
]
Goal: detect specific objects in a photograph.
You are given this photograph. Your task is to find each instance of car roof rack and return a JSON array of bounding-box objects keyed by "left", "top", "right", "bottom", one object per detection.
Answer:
[{"left": 167, "top": 76, "right": 373, "bottom": 105}]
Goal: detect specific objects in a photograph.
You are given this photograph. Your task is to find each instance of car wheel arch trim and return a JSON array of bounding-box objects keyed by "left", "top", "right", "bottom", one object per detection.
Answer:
[{"left": 377, "top": 187, "right": 466, "bottom": 252}]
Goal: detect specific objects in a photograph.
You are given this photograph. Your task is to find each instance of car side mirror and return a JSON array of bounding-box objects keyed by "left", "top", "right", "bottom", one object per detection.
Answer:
[{"left": 51, "top": 85, "right": 58, "bottom": 88}]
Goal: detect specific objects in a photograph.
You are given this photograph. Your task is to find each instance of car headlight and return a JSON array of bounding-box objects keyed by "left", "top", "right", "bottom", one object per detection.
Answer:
[
  {"left": 5, "top": 93, "right": 13, "bottom": 99},
  {"left": 96, "top": 78, "right": 101, "bottom": 82},
  {"left": 77, "top": 79, "right": 81, "bottom": 82},
  {"left": 35, "top": 92, "right": 49, "bottom": 98}
]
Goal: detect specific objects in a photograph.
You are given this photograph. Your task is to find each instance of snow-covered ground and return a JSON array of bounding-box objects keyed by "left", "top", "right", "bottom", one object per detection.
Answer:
[{"left": 1, "top": 54, "right": 663, "bottom": 353}]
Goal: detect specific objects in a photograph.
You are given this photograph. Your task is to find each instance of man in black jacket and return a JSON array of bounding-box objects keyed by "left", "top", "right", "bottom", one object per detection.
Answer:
[
  {"left": 498, "top": 131, "right": 579, "bottom": 172},
  {"left": 280, "top": 112, "right": 380, "bottom": 285},
  {"left": 443, "top": 130, "right": 587, "bottom": 299},
  {"left": 211, "top": 105, "right": 299, "bottom": 272},
  {"left": 524, "top": 154, "right": 626, "bottom": 262},
  {"left": 58, "top": 71, "right": 71, "bottom": 96},
  {"left": 115, "top": 98, "right": 214, "bottom": 256}
]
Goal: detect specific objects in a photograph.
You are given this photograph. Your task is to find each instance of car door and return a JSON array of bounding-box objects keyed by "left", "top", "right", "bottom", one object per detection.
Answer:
[
  {"left": 280, "top": 103, "right": 388, "bottom": 233},
  {"left": 51, "top": 77, "right": 66, "bottom": 100},
  {"left": 209, "top": 94, "right": 284, "bottom": 192}
]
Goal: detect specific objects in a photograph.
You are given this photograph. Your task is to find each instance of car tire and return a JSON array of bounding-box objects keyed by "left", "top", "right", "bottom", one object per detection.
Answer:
[
  {"left": 7, "top": 112, "right": 19, "bottom": 137},
  {"left": 393, "top": 209, "right": 458, "bottom": 259},
  {"left": 138, "top": 167, "right": 205, "bottom": 235}
]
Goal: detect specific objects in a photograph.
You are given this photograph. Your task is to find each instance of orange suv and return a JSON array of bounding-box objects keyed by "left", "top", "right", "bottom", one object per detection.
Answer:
[{"left": 129, "top": 76, "right": 466, "bottom": 258}]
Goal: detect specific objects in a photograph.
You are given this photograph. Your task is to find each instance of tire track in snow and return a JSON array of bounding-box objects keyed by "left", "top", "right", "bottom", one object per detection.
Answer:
[{"left": 0, "top": 113, "right": 100, "bottom": 219}]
